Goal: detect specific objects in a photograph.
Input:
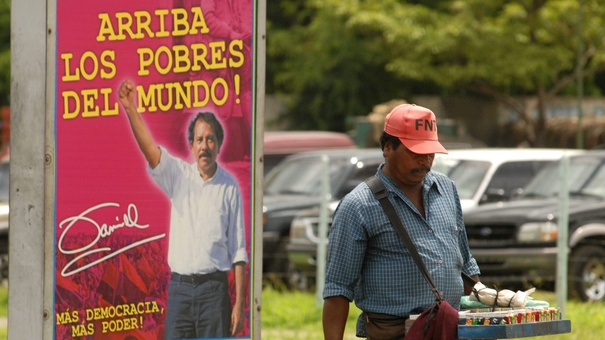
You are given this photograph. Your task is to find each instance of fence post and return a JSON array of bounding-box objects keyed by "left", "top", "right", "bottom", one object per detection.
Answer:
[{"left": 316, "top": 155, "right": 330, "bottom": 306}]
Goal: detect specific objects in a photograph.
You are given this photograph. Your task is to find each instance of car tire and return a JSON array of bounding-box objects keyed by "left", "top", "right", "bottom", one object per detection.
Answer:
[{"left": 569, "top": 245, "right": 605, "bottom": 301}]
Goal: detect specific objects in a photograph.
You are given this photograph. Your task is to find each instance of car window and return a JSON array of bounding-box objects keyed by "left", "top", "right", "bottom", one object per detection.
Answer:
[
  {"left": 349, "top": 162, "right": 380, "bottom": 183},
  {"left": 263, "top": 155, "right": 288, "bottom": 176},
  {"left": 484, "top": 161, "right": 550, "bottom": 200},
  {"left": 263, "top": 131, "right": 356, "bottom": 176},
  {"left": 577, "top": 160, "right": 605, "bottom": 198},
  {"left": 335, "top": 161, "right": 381, "bottom": 198},
  {"left": 446, "top": 160, "right": 491, "bottom": 200},
  {"left": 264, "top": 156, "right": 351, "bottom": 197},
  {"left": 522, "top": 156, "right": 605, "bottom": 198}
]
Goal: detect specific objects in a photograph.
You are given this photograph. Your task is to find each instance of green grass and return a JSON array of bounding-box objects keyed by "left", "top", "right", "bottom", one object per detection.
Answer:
[
  {"left": 261, "top": 288, "right": 604, "bottom": 340},
  {"left": 0, "top": 285, "right": 602, "bottom": 339},
  {"left": 261, "top": 287, "right": 362, "bottom": 340},
  {"left": 0, "top": 285, "right": 6, "bottom": 317},
  {"left": 0, "top": 284, "right": 6, "bottom": 340}
]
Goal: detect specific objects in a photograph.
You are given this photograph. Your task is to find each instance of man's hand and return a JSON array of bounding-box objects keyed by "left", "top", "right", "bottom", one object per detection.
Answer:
[
  {"left": 231, "top": 262, "right": 246, "bottom": 335},
  {"left": 117, "top": 79, "right": 161, "bottom": 168},
  {"left": 118, "top": 79, "right": 137, "bottom": 113},
  {"left": 230, "top": 301, "right": 245, "bottom": 335}
]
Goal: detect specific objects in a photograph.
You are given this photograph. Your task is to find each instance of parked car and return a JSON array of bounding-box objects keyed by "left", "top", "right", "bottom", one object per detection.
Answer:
[
  {"left": 263, "top": 131, "right": 356, "bottom": 176},
  {"left": 463, "top": 151, "right": 605, "bottom": 301},
  {"left": 287, "top": 148, "right": 583, "bottom": 289},
  {"left": 262, "top": 148, "right": 383, "bottom": 282},
  {"left": 431, "top": 148, "right": 584, "bottom": 211}
]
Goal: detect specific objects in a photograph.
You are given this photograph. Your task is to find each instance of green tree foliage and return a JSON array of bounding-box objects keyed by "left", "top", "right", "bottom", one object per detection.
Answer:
[
  {"left": 0, "top": 0, "right": 9, "bottom": 106},
  {"left": 267, "top": 0, "right": 605, "bottom": 146},
  {"left": 267, "top": 0, "right": 426, "bottom": 131},
  {"left": 350, "top": 0, "right": 605, "bottom": 146}
]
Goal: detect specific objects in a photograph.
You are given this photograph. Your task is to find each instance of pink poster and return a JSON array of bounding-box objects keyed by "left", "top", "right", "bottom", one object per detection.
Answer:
[{"left": 54, "top": 1, "right": 256, "bottom": 339}]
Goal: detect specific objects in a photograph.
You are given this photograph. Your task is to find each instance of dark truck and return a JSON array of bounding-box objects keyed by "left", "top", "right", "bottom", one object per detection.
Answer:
[
  {"left": 262, "top": 148, "right": 383, "bottom": 282},
  {"left": 463, "top": 151, "right": 605, "bottom": 301}
]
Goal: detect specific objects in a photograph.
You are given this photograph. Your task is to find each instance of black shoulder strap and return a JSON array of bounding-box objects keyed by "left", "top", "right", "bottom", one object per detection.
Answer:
[
  {"left": 365, "top": 175, "right": 442, "bottom": 302},
  {"left": 365, "top": 176, "right": 478, "bottom": 297}
]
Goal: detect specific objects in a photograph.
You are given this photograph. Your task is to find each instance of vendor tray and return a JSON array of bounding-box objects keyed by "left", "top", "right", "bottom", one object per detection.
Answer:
[{"left": 458, "top": 319, "right": 571, "bottom": 339}]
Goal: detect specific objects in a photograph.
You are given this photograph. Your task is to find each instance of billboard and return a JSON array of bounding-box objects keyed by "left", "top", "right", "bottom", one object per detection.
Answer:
[{"left": 53, "top": 1, "right": 257, "bottom": 338}]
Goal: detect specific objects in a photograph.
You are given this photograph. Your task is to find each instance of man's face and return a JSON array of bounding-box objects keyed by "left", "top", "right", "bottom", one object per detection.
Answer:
[
  {"left": 385, "top": 142, "right": 434, "bottom": 187},
  {"left": 190, "top": 119, "right": 220, "bottom": 178}
]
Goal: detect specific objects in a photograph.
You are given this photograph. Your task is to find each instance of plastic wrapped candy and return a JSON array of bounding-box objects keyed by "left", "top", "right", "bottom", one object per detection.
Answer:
[{"left": 469, "top": 282, "right": 536, "bottom": 308}]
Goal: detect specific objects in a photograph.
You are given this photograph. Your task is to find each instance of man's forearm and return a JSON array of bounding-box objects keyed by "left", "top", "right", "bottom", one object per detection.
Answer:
[
  {"left": 230, "top": 262, "right": 246, "bottom": 335},
  {"left": 233, "top": 262, "right": 246, "bottom": 308},
  {"left": 323, "top": 296, "right": 349, "bottom": 340}
]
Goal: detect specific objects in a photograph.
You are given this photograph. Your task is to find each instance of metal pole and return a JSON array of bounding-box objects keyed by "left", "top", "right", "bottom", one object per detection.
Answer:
[
  {"left": 255, "top": 0, "right": 267, "bottom": 337},
  {"left": 575, "top": 0, "right": 584, "bottom": 149},
  {"left": 556, "top": 154, "right": 569, "bottom": 316},
  {"left": 9, "top": 0, "right": 48, "bottom": 337},
  {"left": 316, "top": 155, "right": 330, "bottom": 306}
]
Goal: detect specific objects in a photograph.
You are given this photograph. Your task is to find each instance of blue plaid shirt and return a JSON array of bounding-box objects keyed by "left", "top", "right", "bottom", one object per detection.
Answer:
[{"left": 323, "top": 165, "right": 480, "bottom": 320}]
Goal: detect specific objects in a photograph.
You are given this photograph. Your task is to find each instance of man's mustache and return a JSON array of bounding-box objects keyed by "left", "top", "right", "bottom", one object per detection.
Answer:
[
  {"left": 410, "top": 166, "right": 431, "bottom": 174},
  {"left": 198, "top": 151, "right": 212, "bottom": 159}
]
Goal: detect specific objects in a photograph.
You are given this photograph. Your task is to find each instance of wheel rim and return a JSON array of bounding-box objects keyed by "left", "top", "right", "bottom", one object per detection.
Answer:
[{"left": 582, "top": 257, "right": 605, "bottom": 301}]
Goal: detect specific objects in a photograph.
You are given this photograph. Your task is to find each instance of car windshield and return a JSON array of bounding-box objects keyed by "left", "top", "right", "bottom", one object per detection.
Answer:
[
  {"left": 439, "top": 159, "right": 491, "bottom": 200},
  {"left": 264, "top": 155, "right": 351, "bottom": 197},
  {"left": 522, "top": 156, "right": 605, "bottom": 199},
  {"left": 0, "top": 162, "right": 8, "bottom": 202}
]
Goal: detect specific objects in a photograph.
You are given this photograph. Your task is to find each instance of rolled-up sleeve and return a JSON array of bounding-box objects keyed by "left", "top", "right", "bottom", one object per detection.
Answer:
[
  {"left": 229, "top": 185, "right": 249, "bottom": 264},
  {"left": 323, "top": 192, "right": 368, "bottom": 301}
]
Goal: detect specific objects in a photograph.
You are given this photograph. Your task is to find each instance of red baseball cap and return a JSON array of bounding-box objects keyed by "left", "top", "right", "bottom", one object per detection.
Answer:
[{"left": 384, "top": 104, "right": 448, "bottom": 154}]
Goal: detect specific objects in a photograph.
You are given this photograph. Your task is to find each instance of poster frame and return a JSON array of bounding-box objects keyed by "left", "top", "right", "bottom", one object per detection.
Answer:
[{"left": 9, "top": 0, "right": 266, "bottom": 338}]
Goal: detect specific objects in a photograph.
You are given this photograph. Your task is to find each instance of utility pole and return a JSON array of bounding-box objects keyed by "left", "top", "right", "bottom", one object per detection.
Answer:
[{"left": 575, "top": 0, "right": 584, "bottom": 149}]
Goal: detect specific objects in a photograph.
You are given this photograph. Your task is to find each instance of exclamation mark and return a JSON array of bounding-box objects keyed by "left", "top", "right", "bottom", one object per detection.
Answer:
[
  {"left": 234, "top": 74, "right": 241, "bottom": 104},
  {"left": 140, "top": 316, "right": 143, "bottom": 328}
]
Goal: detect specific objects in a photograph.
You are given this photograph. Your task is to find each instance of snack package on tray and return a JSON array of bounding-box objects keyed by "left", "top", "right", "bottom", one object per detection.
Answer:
[
  {"left": 461, "top": 295, "right": 550, "bottom": 310},
  {"left": 458, "top": 282, "right": 563, "bottom": 327},
  {"left": 468, "top": 282, "right": 538, "bottom": 308}
]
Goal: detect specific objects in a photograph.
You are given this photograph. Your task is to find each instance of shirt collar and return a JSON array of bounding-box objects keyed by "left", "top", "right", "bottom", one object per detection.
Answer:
[{"left": 195, "top": 163, "right": 222, "bottom": 183}]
